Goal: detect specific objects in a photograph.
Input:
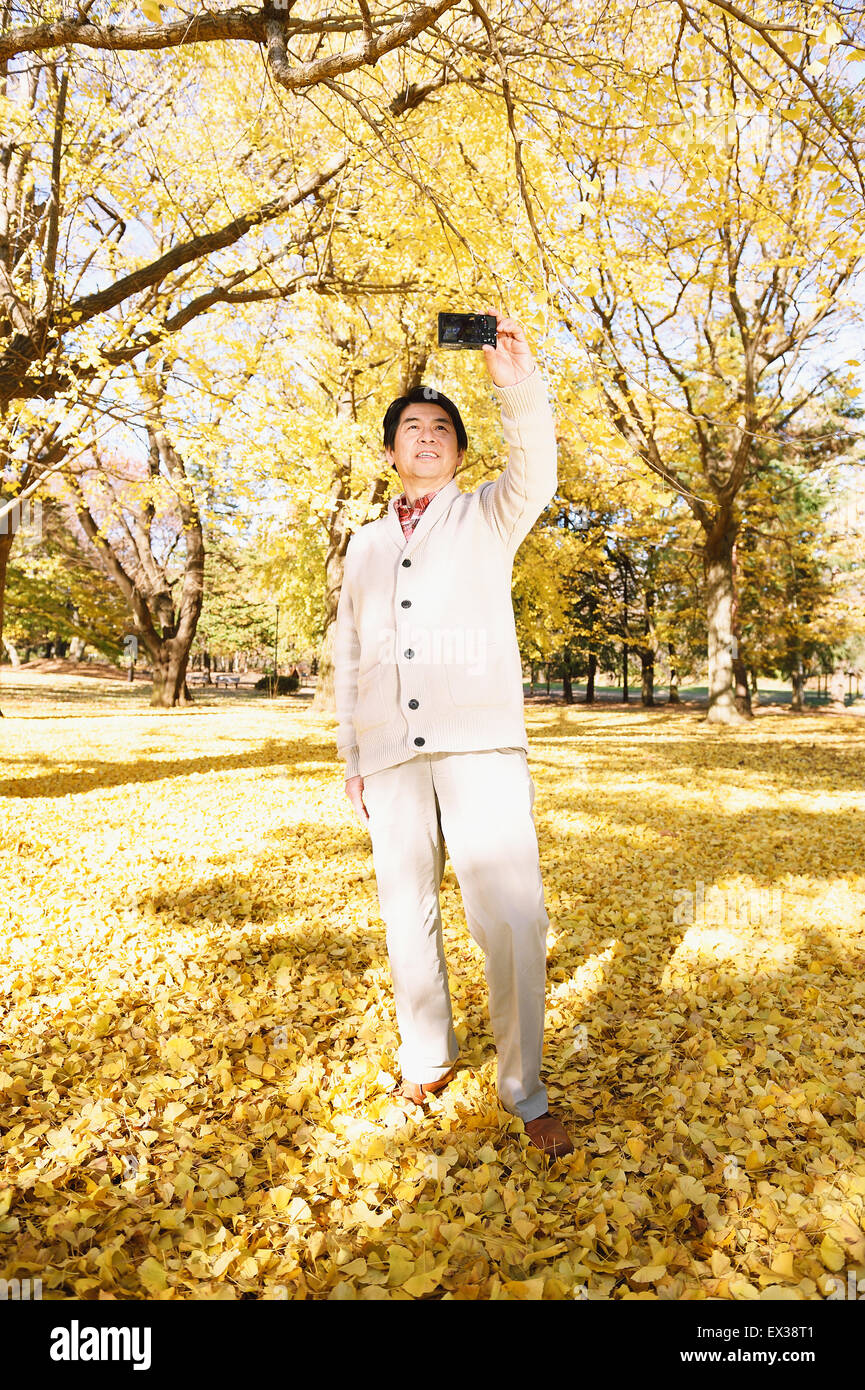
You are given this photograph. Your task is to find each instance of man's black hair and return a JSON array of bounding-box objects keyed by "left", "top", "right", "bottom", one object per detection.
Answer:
[{"left": 383, "top": 386, "right": 468, "bottom": 474}]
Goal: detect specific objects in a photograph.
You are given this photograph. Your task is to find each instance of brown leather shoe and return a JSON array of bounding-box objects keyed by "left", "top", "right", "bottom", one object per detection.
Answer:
[
  {"left": 392, "top": 1068, "right": 456, "bottom": 1107},
  {"left": 524, "top": 1110, "right": 574, "bottom": 1158}
]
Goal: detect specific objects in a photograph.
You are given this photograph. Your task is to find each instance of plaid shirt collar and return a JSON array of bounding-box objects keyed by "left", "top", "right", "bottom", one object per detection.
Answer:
[{"left": 394, "top": 485, "right": 445, "bottom": 541}]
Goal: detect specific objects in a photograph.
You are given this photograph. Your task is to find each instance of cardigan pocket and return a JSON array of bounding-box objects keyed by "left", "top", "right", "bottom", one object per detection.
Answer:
[{"left": 354, "top": 666, "right": 389, "bottom": 733}]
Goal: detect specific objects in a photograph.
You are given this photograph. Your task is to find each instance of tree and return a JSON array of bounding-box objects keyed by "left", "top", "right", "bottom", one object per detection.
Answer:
[
  {"left": 192, "top": 538, "right": 282, "bottom": 678},
  {"left": 7, "top": 1, "right": 861, "bottom": 727},
  {"left": 1, "top": 2, "right": 585, "bottom": 695},
  {"left": 670, "top": 2, "right": 865, "bottom": 211},
  {"left": 58, "top": 361, "right": 206, "bottom": 706},
  {"left": 551, "top": 75, "right": 864, "bottom": 722},
  {"left": 0, "top": 23, "right": 480, "bottom": 694},
  {"left": 0, "top": 1, "right": 593, "bottom": 411},
  {"left": 736, "top": 392, "right": 863, "bottom": 707},
  {"left": 0, "top": 417, "right": 71, "bottom": 709},
  {"left": 2, "top": 495, "right": 129, "bottom": 663}
]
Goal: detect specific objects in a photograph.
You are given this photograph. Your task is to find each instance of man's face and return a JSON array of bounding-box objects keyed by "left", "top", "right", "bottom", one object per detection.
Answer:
[{"left": 385, "top": 401, "right": 463, "bottom": 493}]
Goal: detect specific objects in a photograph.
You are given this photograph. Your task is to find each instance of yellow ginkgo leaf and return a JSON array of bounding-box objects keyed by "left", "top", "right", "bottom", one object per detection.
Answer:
[
  {"left": 386, "top": 1247, "right": 414, "bottom": 1287},
  {"left": 770, "top": 1250, "right": 796, "bottom": 1280},
  {"left": 138, "top": 1257, "right": 167, "bottom": 1292},
  {"left": 403, "top": 1261, "right": 449, "bottom": 1298},
  {"left": 819, "top": 1235, "right": 846, "bottom": 1272}
]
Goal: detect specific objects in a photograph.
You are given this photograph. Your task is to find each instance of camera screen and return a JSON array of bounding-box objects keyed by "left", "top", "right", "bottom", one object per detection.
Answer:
[
  {"left": 442, "top": 317, "right": 476, "bottom": 343},
  {"left": 438, "top": 313, "right": 497, "bottom": 349}
]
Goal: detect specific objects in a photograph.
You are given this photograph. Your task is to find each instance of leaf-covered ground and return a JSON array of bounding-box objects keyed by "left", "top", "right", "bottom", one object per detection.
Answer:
[{"left": 1, "top": 681, "right": 865, "bottom": 1300}]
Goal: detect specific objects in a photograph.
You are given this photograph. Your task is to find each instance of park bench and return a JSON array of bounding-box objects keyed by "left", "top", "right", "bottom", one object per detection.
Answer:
[{"left": 186, "top": 671, "right": 241, "bottom": 688}]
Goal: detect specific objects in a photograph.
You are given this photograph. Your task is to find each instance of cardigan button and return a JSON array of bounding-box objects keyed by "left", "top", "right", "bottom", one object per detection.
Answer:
[
  {"left": 405, "top": 649, "right": 414, "bottom": 659},
  {"left": 401, "top": 599, "right": 411, "bottom": 608},
  {"left": 402, "top": 558, "right": 411, "bottom": 567},
  {"left": 414, "top": 737, "right": 425, "bottom": 746},
  {"left": 408, "top": 699, "right": 419, "bottom": 709}
]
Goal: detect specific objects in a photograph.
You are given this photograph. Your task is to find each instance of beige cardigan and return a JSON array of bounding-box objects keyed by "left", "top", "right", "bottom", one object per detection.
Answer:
[{"left": 333, "top": 366, "right": 558, "bottom": 781}]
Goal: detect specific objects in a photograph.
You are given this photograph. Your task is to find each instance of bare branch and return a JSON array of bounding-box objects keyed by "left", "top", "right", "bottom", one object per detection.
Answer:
[
  {"left": 264, "top": 0, "right": 461, "bottom": 93},
  {"left": 40, "top": 53, "right": 70, "bottom": 342},
  {"left": 0, "top": 6, "right": 372, "bottom": 63}
]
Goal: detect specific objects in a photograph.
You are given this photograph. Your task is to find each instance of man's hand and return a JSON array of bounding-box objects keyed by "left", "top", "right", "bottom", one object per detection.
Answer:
[
  {"left": 346, "top": 774, "right": 369, "bottom": 826},
  {"left": 481, "top": 306, "right": 535, "bottom": 388}
]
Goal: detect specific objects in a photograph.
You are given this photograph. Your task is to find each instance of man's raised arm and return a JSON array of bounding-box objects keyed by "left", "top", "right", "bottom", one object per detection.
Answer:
[{"left": 476, "top": 308, "right": 558, "bottom": 552}]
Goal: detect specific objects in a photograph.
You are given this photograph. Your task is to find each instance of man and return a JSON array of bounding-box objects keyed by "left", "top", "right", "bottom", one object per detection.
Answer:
[{"left": 333, "top": 306, "right": 573, "bottom": 1159}]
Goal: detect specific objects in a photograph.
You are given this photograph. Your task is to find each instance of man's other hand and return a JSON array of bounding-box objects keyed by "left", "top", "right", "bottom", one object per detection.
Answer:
[
  {"left": 346, "top": 774, "right": 369, "bottom": 825},
  {"left": 481, "top": 306, "right": 535, "bottom": 387}
]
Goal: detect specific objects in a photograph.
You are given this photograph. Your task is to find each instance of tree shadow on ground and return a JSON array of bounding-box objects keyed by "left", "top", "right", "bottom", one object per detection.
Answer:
[{"left": 0, "top": 741, "right": 337, "bottom": 799}]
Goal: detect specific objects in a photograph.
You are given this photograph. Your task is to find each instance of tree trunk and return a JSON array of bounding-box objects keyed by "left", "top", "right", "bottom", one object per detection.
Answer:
[
  {"left": 621, "top": 568, "right": 629, "bottom": 702},
  {"left": 668, "top": 643, "right": 680, "bottom": 703},
  {"left": 0, "top": 530, "right": 12, "bottom": 650},
  {"left": 729, "top": 537, "right": 752, "bottom": 717},
  {"left": 314, "top": 619, "right": 337, "bottom": 710},
  {"left": 139, "top": 592, "right": 199, "bottom": 711},
  {"left": 640, "top": 648, "right": 654, "bottom": 706},
  {"left": 150, "top": 642, "right": 192, "bottom": 707},
  {"left": 70, "top": 409, "right": 205, "bottom": 710},
  {"left": 0, "top": 529, "right": 13, "bottom": 711},
  {"left": 791, "top": 667, "right": 805, "bottom": 711},
  {"left": 640, "top": 582, "right": 656, "bottom": 706},
  {"left": 586, "top": 652, "right": 596, "bottom": 704},
  {"left": 704, "top": 520, "right": 749, "bottom": 725},
  {"left": 562, "top": 661, "right": 573, "bottom": 704},
  {"left": 2, "top": 636, "right": 19, "bottom": 665},
  {"left": 733, "top": 656, "right": 752, "bottom": 716}
]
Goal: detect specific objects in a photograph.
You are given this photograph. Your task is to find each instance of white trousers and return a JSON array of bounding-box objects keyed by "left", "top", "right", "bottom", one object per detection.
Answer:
[{"left": 362, "top": 747, "right": 549, "bottom": 1123}]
